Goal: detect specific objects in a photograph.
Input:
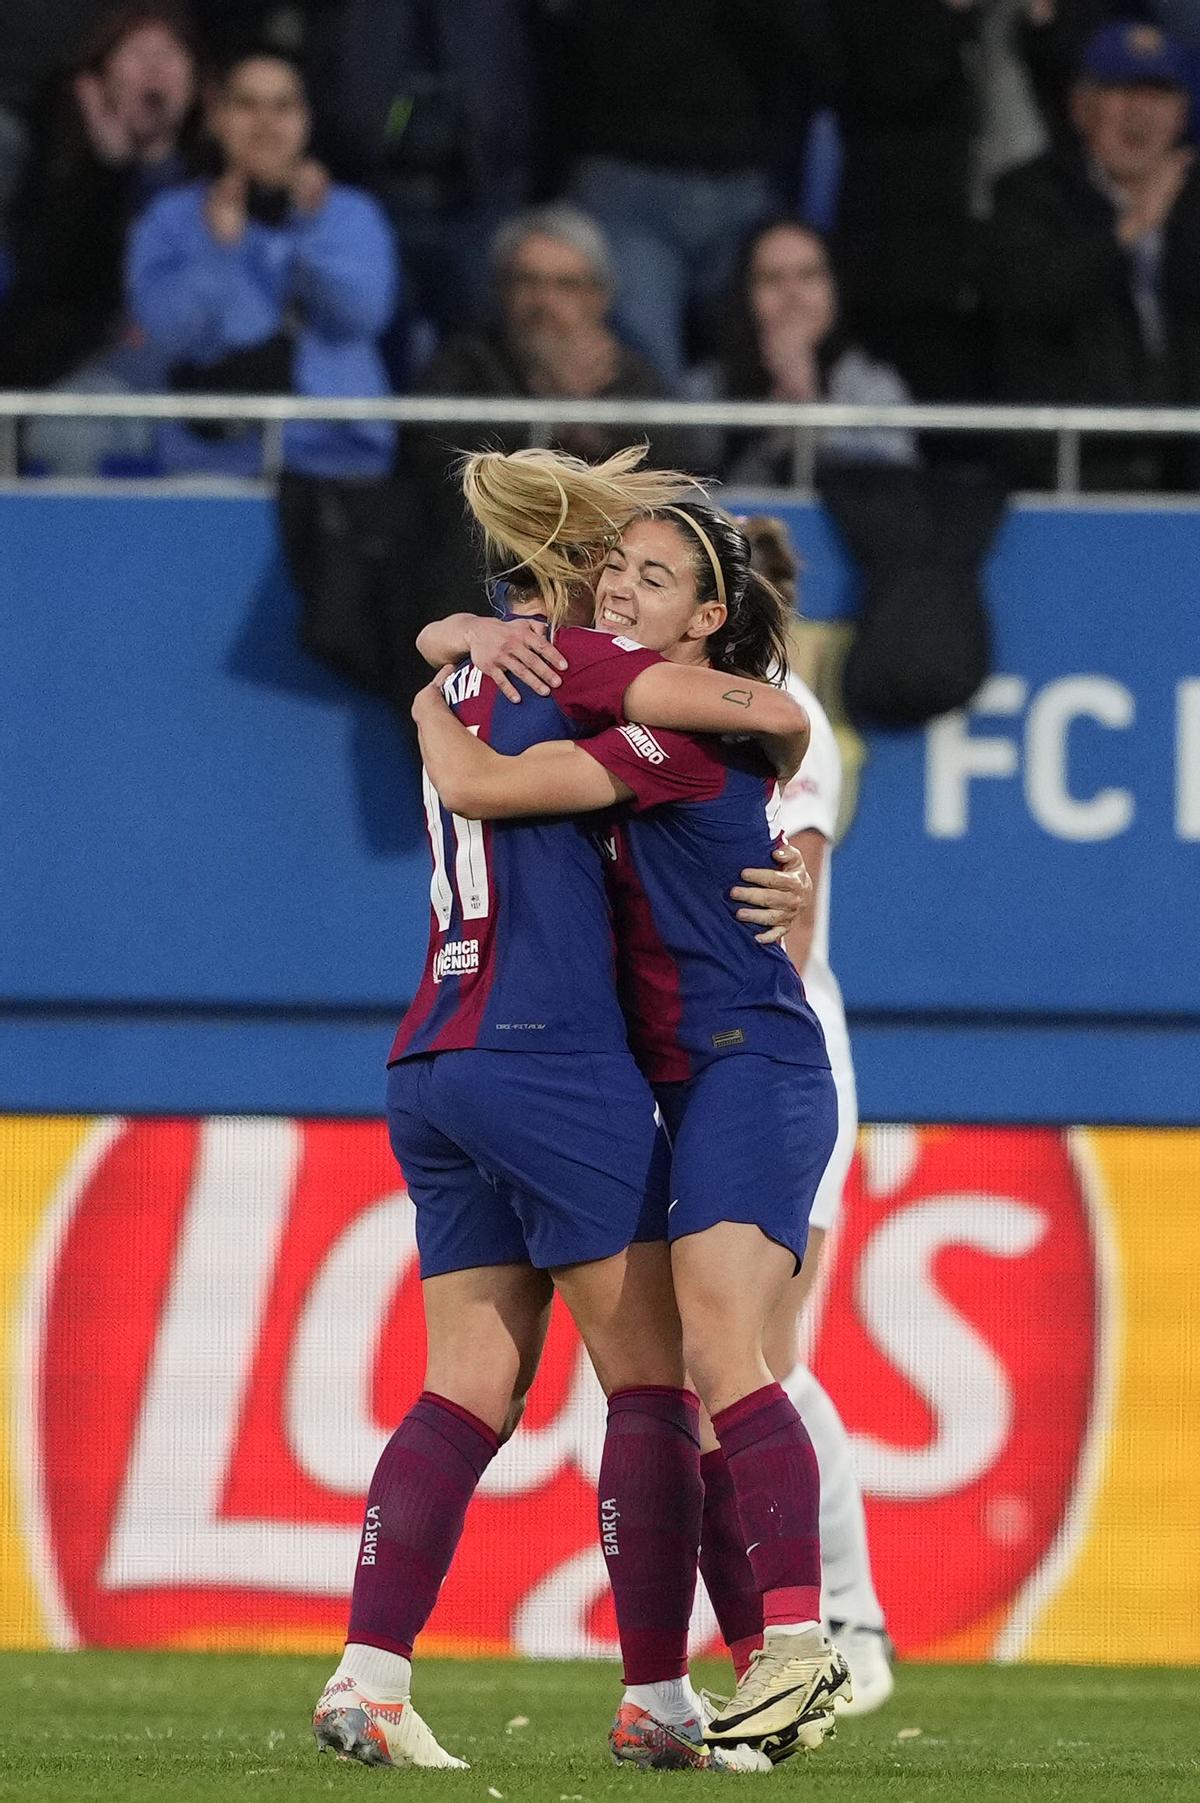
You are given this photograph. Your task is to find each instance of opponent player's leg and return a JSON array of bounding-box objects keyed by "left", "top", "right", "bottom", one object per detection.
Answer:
[
  {"left": 665, "top": 1059, "right": 850, "bottom": 1761},
  {"left": 764, "top": 1242, "right": 893, "bottom": 1715},
  {"left": 314, "top": 1060, "right": 548, "bottom": 1770}
]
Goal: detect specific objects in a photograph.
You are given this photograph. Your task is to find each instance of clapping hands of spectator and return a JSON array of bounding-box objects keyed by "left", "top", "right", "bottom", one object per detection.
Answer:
[
  {"left": 289, "top": 159, "right": 332, "bottom": 218},
  {"left": 206, "top": 171, "right": 247, "bottom": 244},
  {"left": 205, "top": 159, "right": 331, "bottom": 245},
  {"left": 759, "top": 318, "right": 822, "bottom": 403},
  {"left": 522, "top": 321, "right": 619, "bottom": 399},
  {"left": 75, "top": 70, "right": 139, "bottom": 166}
]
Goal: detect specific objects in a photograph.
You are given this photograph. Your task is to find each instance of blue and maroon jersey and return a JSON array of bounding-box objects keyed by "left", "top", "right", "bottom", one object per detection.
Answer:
[
  {"left": 389, "top": 628, "right": 662, "bottom": 1063},
  {"left": 578, "top": 721, "right": 830, "bottom": 1084}
]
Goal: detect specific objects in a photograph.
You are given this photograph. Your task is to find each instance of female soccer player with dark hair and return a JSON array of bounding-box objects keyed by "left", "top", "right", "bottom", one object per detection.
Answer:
[
  {"left": 412, "top": 487, "right": 853, "bottom": 1765},
  {"left": 312, "top": 447, "right": 813, "bottom": 1774}
]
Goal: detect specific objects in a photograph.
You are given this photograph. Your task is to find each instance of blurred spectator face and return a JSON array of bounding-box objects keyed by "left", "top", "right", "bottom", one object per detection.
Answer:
[
  {"left": 499, "top": 232, "right": 608, "bottom": 341},
  {"left": 99, "top": 21, "right": 196, "bottom": 147},
  {"left": 213, "top": 56, "right": 310, "bottom": 188},
  {"left": 1071, "top": 81, "right": 1189, "bottom": 185},
  {"left": 748, "top": 225, "right": 837, "bottom": 349}
]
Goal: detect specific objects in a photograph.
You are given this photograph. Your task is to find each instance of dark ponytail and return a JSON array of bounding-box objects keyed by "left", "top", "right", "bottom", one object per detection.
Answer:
[
  {"left": 720, "top": 567, "right": 793, "bottom": 683},
  {"left": 647, "top": 499, "right": 793, "bottom": 684},
  {"left": 742, "top": 515, "right": 799, "bottom": 610}
]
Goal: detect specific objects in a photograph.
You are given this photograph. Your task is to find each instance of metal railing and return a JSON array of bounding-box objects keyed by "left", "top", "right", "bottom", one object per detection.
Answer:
[{"left": 4, "top": 391, "right": 1200, "bottom": 492}]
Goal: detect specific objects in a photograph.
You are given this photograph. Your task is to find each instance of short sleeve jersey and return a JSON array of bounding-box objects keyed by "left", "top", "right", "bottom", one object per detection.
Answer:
[
  {"left": 389, "top": 628, "right": 661, "bottom": 1064},
  {"left": 578, "top": 721, "right": 831, "bottom": 1084}
]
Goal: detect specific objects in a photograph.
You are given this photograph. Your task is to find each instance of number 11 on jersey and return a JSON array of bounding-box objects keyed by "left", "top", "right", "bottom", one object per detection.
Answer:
[{"left": 421, "top": 754, "right": 490, "bottom": 931}]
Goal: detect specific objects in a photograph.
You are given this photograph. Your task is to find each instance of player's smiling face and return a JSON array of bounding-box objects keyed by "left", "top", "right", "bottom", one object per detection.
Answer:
[{"left": 593, "top": 518, "right": 724, "bottom": 658}]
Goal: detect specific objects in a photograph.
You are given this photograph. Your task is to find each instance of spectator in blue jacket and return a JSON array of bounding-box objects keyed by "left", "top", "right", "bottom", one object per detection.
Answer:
[{"left": 128, "top": 47, "right": 399, "bottom": 478}]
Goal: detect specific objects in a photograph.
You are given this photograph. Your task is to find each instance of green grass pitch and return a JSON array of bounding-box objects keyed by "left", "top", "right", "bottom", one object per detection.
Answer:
[{"left": 0, "top": 1653, "right": 1197, "bottom": 1802}]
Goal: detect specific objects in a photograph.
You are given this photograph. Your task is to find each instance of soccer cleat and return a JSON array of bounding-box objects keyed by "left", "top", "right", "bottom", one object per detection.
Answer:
[
  {"left": 313, "top": 1676, "right": 469, "bottom": 1769},
  {"left": 609, "top": 1702, "right": 771, "bottom": 1773},
  {"left": 704, "top": 1627, "right": 852, "bottom": 1766},
  {"left": 609, "top": 1702, "right": 711, "bottom": 1771},
  {"left": 827, "top": 1620, "right": 895, "bottom": 1716}
]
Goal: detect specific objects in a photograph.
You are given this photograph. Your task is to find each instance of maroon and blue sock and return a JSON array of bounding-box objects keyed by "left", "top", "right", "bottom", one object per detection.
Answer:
[
  {"left": 347, "top": 1390, "right": 499, "bottom": 1657},
  {"left": 699, "top": 1447, "right": 763, "bottom": 1678},
  {"left": 711, "top": 1382, "right": 821, "bottom": 1629},
  {"left": 599, "top": 1386, "right": 703, "bottom": 1683}
]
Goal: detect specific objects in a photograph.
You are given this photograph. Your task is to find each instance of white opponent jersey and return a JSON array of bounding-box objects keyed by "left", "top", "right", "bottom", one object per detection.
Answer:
[{"left": 779, "top": 673, "right": 858, "bottom": 1231}]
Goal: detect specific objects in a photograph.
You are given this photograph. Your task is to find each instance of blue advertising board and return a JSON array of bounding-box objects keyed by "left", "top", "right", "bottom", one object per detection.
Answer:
[{"left": 1, "top": 492, "right": 1196, "bottom": 1121}]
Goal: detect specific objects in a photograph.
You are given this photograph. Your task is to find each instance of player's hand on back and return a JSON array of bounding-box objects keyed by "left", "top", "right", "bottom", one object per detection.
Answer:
[
  {"left": 465, "top": 617, "right": 568, "bottom": 704},
  {"left": 729, "top": 843, "right": 814, "bottom": 945}
]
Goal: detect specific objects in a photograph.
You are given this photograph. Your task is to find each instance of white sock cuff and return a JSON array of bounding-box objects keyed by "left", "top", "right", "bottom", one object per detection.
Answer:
[
  {"left": 335, "top": 1642, "right": 413, "bottom": 1703},
  {"left": 623, "top": 1676, "right": 702, "bottom": 1726}
]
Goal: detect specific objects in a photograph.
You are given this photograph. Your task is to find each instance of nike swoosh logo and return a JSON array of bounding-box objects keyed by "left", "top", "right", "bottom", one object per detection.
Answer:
[
  {"left": 709, "top": 1681, "right": 812, "bottom": 1734},
  {"left": 711, "top": 1667, "right": 844, "bottom": 1737},
  {"left": 668, "top": 1200, "right": 679, "bottom": 1212},
  {"left": 745, "top": 1541, "right": 760, "bottom": 1554}
]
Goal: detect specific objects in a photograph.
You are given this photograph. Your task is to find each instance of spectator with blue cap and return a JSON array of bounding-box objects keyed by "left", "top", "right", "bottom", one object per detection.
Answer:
[
  {"left": 984, "top": 15, "right": 1200, "bottom": 488},
  {"left": 1016, "top": 6, "right": 1200, "bottom": 149}
]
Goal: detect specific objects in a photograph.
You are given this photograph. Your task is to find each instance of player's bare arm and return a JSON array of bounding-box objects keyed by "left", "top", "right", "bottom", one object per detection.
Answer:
[
  {"left": 415, "top": 613, "right": 568, "bottom": 703},
  {"left": 413, "top": 671, "right": 808, "bottom": 941},
  {"left": 759, "top": 724, "right": 812, "bottom": 786},
  {"left": 621, "top": 662, "right": 810, "bottom": 780},
  {"left": 412, "top": 675, "right": 630, "bottom": 818}
]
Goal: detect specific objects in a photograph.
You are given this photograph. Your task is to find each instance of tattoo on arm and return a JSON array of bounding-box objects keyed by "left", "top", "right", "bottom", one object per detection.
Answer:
[{"left": 722, "top": 688, "right": 753, "bottom": 708}]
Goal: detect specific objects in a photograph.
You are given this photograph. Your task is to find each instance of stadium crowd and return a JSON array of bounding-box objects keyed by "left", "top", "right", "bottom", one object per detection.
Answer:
[{"left": 0, "top": 0, "right": 1198, "bottom": 495}]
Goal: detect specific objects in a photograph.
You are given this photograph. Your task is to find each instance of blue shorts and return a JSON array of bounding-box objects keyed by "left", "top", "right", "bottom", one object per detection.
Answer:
[
  {"left": 387, "top": 1050, "right": 670, "bottom": 1278},
  {"left": 653, "top": 1057, "right": 838, "bottom": 1269}
]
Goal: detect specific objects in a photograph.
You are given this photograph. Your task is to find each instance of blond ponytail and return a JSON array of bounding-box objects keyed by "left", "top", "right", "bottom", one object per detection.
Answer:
[{"left": 460, "top": 444, "right": 698, "bottom": 627}]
